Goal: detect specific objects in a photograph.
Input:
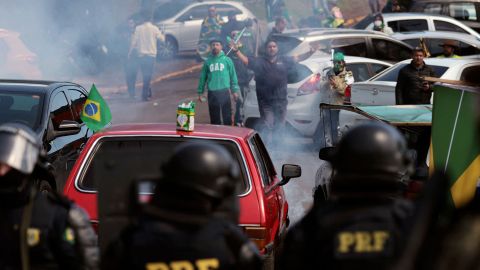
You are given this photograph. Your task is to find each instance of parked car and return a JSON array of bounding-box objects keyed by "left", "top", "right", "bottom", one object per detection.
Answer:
[
  {"left": 270, "top": 28, "right": 413, "bottom": 63},
  {"left": 63, "top": 123, "right": 300, "bottom": 266},
  {"left": 392, "top": 31, "right": 480, "bottom": 57},
  {"left": 0, "top": 29, "right": 42, "bottom": 79},
  {"left": 410, "top": 0, "right": 480, "bottom": 33},
  {"left": 353, "top": 12, "right": 480, "bottom": 38},
  {"left": 351, "top": 58, "right": 480, "bottom": 105},
  {"left": 243, "top": 56, "right": 392, "bottom": 137},
  {"left": 0, "top": 80, "right": 93, "bottom": 191},
  {"left": 153, "top": 0, "right": 256, "bottom": 58}
]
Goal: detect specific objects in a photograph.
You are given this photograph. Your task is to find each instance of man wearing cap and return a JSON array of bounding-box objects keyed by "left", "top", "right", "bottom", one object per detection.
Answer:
[
  {"left": 197, "top": 39, "right": 240, "bottom": 126},
  {"left": 437, "top": 40, "right": 461, "bottom": 58}
]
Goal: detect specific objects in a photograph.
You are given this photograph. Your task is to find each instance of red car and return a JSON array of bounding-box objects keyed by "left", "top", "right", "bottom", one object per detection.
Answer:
[{"left": 63, "top": 123, "right": 300, "bottom": 264}]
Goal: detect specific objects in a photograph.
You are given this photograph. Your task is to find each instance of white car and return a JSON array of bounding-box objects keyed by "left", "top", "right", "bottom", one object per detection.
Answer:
[
  {"left": 354, "top": 12, "right": 480, "bottom": 38},
  {"left": 243, "top": 56, "right": 392, "bottom": 137},
  {"left": 153, "top": 0, "right": 255, "bottom": 58},
  {"left": 351, "top": 58, "right": 480, "bottom": 106}
]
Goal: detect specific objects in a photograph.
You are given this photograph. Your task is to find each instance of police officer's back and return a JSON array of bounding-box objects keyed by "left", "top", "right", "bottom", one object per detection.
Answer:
[
  {"left": 106, "top": 142, "right": 261, "bottom": 270},
  {"left": 0, "top": 123, "right": 98, "bottom": 269},
  {"left": 279, "top": 122, "right": 414, "bottom": 270}
]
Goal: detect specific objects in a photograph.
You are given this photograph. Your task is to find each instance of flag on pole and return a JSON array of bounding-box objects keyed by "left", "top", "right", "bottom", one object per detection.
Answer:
[
  {"left": 81, "top": 84, "right": 112, "bottom": 132},
  {"left": 431, "top": 83, "right": 480, "bottom": 208}
]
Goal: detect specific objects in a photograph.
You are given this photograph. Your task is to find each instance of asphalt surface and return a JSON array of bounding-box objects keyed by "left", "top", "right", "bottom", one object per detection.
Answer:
[{"left": 97, "top": 54, "right": 321, "bottom": 224}]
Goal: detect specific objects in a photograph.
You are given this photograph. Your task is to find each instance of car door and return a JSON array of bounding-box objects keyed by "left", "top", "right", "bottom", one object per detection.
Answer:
[
  {"left": 330, "top": 37, "right": 368, "bottom": 58},
  {"left": 175, "top": 5, "right": 209, "bottom": 50},
  {"left": 248, "top": 134, "right": 284, "bottom": 242}
]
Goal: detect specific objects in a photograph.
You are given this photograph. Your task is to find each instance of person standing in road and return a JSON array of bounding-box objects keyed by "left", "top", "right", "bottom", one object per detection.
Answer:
[
  {"left": 0, "top": 123, "right": 99, "bottom": 270},
  {"left": 266, "top": 17, "right": 287, "bottom": 42},
  {"left": 437, "top": 40, "right": 461, "bottom": 58},
  {"left": 395, "top": 47, "right": 436, "bottom": 105},
  {"left": 104, "top": 142, "right": 262, "bottom": 270},
  {"left": 279, "top": 122, "right": 415, "bottom": 270},
  {"left": 198, "top": 39, "right": 240, "bottom": 126},
  {"left": 127, "top": 13, "right": 165, "bottom": 101},
  {"left": 230, "top": 39, "right": 318, "bottom": 146}
]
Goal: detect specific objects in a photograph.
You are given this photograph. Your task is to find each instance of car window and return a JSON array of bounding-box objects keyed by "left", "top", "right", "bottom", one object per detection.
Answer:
[
  {"left": 50, "top": 91, "right": 74, "bottom": 129},
  {"left": 402, "top": 38, "right": 421, "bottom": 48},
  {"left": 372, "top": 39, "right": 411, "bottom": 61},
  {"left": 66, "top": 89, "right": 87, "bottom": 122},
  {"left": 353, "top": 14, "right": 374, "bottom": 29},
  {"left": 330, "top": 38, "right": 368, "bottom": 58},
  {"left": 80, "top": 137, "right": 249, "bottom": 194},
  {"left": 214, "top": 4, "right": 242, "bottom": 17},
  {"left": 0, "top": 92, "right": 43, "bottom": 129},
  {"left": 388, "top": 19, "right": 428, "bottom": 32},
  {"left": 434, "top": 20, "right": 469, "bottom": 34},
  {"left": 373, "top": 64, "right": 448, "bottom": 82},
  {"left": 371, "top": 63, "right": 390, "bottom": 75},
  {"left": 271, "top": 35, "right": 303, "bottom": 55},
  {"left": 177, "top": 5, "right": 208, "bottom": 21},
  {"left": 427, "top": 38, "right": 480, "bottom": 56},
  {"left": 249, "top": 134, "right": 277, "bottom": 187},
  {"left": 153, "top": 1, "right": 191, "bottom": 21},
  {"left": 449, "top": 3, "right": 477, "bottom": 21},
  {"left": 457, "top": 40, "right": 480, "bottom": 56},
  {"left": 424, "top": 3, "right": 443, "bottom": 14},
  {"left": 288, "top": 63, "right": 313, "bottom": 84},
  {"left": 346, "top": 63, "right": 370, "bottom": 82},
  {"left": 461, "top": 66, "right": 480, "bottom": 85}
]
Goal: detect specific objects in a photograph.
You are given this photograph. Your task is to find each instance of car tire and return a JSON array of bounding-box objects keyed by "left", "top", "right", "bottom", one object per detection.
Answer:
[{"left": 157, "top": 36, "right": 178, "bottom": 60}]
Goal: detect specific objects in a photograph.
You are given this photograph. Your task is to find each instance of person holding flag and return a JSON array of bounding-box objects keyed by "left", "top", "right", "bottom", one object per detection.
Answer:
[{"left": 81, "top": 84, "right": 112, "bottom": 132}]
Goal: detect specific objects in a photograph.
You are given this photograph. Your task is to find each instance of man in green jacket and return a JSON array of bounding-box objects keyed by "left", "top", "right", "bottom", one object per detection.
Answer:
[{"left": 198, "top": 39, "right": 240, "bottom": 126}]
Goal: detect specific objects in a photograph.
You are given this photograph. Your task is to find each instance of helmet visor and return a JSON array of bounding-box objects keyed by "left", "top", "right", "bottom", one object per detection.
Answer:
[{"left": 0, "top": 130, "right": 39, "bottom": 174}]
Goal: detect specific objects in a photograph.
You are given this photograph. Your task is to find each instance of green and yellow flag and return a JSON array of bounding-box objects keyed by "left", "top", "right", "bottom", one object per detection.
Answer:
[
  {"left": 431, "top": 83, "right": 480, "bottom": 208},
  {"left": 80, "top": 84, "right": 112, "bottom": 132}
]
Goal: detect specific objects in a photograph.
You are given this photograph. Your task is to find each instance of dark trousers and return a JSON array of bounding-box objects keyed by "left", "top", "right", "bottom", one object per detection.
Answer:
[
  {"left": 126, "top": 55, "right": 155, "bottom": 99},
  {"left": 234, "top": 85, "right": 247, "bottom": 125},
  {"left": 208, "top": 90, "right": 232, "bottom": 126},
  {"left": 259, "top": 100, "right": 287, "bottom": 146}
]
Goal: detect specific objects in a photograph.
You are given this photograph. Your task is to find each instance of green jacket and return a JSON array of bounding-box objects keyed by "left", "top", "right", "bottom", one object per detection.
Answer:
[{"left": 197, "top": 51, "right": 239, "bottom": 94}]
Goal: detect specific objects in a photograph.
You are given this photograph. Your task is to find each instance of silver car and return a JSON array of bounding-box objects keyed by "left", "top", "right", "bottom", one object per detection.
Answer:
[
  {"left": 243, "top": 56, "right": 392, "bottom": 137},
  {"left": 154, "top": 0, "right": 255, "bottom": 58},
  {"left": 354, "top": 12, "right": 480, "bottom": 38}
]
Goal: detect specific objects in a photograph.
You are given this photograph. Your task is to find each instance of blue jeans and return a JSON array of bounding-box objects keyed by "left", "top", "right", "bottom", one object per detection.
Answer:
[{"left": 126, "top": 55, "right": 155, "bottom": 99}]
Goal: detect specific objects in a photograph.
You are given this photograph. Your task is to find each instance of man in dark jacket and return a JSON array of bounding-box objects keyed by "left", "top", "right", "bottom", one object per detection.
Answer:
[
  {"left": 0, "top": 123, "right": 98, "bottom": 270},
  {"left": 395, "top": 47, "right": 436, "bottom": 105},
  {"left": 279, "top": 123, "right": 415, "bottom": 270}
]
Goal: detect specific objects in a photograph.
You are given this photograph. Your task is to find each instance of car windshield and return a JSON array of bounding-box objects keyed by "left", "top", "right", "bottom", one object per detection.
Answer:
[
  {"left": 0, "top": 91, "right": 43, "bottom": 130},
  {"left": 80, "top": 137, "right": 250, "bottom": 195},
  {"left": 153, "top": 1, "right": 191, "bottom": 21},
  {"left": 288, "top": 63, "right": 313, "bottom": 83},
  {"left": 373, "top": 63, "right": 449, "bottom": 82},
  {"left": 270, "top": 35, "right": 303, "bottom": 55}
]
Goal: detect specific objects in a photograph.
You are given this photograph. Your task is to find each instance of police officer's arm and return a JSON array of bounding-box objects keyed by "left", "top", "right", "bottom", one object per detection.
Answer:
[
  {"left": 197, "top": 62, "right": 209, "bottom": 100},
  {"left": 395, "top": 69, "right": 406, "bottom": 105}
]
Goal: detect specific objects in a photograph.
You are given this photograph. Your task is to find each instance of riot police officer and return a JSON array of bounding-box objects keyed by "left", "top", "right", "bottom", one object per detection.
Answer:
[
  {"left": 279, "top": 122, "right": 415, "bottom": 270},
  {"left": 0, "top": 123, "right": 99, "bottom": 269},
  {"left": 105, "top": 142, "right": 261, "bottom": 270}
]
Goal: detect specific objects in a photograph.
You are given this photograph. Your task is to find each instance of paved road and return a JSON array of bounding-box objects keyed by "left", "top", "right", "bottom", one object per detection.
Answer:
[{"left": 102, "top": 55, "right": 322, "bottom": 224}]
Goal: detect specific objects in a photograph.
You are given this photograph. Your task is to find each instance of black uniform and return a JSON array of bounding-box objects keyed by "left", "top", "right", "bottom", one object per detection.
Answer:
[
  {"left": 279, "top": 198, "right": 413, "bottom": 270},
  {"left": 395, "top": 60, "right": 436, "bottom": 105},
  {"left": 0, "top": 191, "right": 98, "bottom": 269}
]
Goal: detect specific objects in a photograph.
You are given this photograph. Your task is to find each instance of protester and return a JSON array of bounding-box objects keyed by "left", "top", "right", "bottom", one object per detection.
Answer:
[
  {"left": 200, "top": 6, "right": 224, "bottom": 41},
  {"left": 369, "top": 0, "right": 382, "bottom": 14},
  {"left": 327, "top": 0, "right": 345, "bottom": 28},
  {"left": 230, "top": 30, "right": 252, "bottom": 126},
  {"left": 198, "top": 39, "right": 240, "bottom": 126},
  {"left": 230, "top": 39, "right": 318, "bottom": 146},
  {"left": 280, "top": 122, "right": 415, "bottom": 269},
  {"left": 104, "top": 142, "right": 262, "bottom": 270},
  {"left": 383, "top": 0, "right": 407, "bottom": 13},
  {"left": 437, "top": 40, "right": 461, "bottom": 58},
  {"left": 127, "top": 13, "right": 165, "bottom": 101},
  {"left": 221, "top": 11, "right": 244, "bottom": 50},
  {"left": 0, "top": 123, "right": 98, "bottom": 269},
  {"left": 373, "top": 13, "right": 394, "bottom": 34}
]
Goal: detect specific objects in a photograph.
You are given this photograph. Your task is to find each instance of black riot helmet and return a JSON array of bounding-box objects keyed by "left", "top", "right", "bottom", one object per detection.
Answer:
[
  {"left": 148, "top": 142, "right": 241, "bottom": 223},
  {"left": 0, "top": 123, "right": 44, "bottom": 205},
  {"left": 327, "top": 122, "right": 413, "bottom": 197}
]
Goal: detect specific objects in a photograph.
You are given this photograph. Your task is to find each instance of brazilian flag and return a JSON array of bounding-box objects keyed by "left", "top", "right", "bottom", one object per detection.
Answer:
[
  {"left": 431, "top": 83, "right": 480, "bottom": 208},
  {"left": 80, "top": 84, "right": 112, "bottom": 132}
]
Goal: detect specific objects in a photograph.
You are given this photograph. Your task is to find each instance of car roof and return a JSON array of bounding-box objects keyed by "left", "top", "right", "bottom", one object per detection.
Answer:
[
  {"left": 398, "top": 57, "right": 480, "bottom": 66},
  {"left": 392, "top": 31, "right": 480, "bottom": 44},
  {"left": 301, "top": 55, "right": 393, "bottom": 66},
  {"left": 97, "top": 123, "right": 255, "bottom": 140},
  {"left": 278, "top": 28, "right": 389, "bottom": 39},
  {"left": 186, "top": 0, "right": 246, "bottom": 7},
  {"left": 0, "top": 80, "right": 77, "bottom": 93},
  {"left": 414, "top": 0, "right": 480, "bottom": 2},
  {"left": 382, "top": 12, "right": 464, "bottom": 20}
]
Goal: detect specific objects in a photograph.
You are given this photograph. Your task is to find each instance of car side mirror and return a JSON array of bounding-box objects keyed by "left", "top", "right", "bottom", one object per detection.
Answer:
[
  {"left": 319, "top": 146, "right": 336, "bottom": 161},
  {"left": 278, "top": 164, "right": 301, "bottom": 186},
  {"left": 53, "top": 120, "right": 82, "bottom": 138}
]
